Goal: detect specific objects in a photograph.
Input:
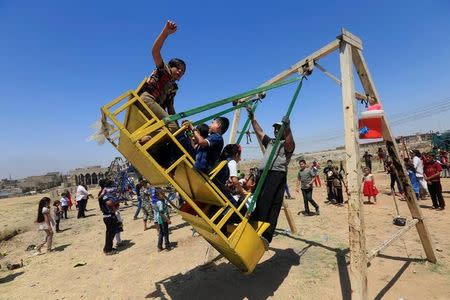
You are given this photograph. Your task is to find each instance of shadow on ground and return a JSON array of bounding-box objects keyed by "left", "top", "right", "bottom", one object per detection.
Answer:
[
  {"left": 58, "top": 227, "right": 72, "bottom": 233},
  {"left": 53, "top": 244, "right": 71, "bottom": 252},
  {"left": 275, "top": 230, "right": 351, "bottom": 300},
  {"left": 146, "top": 247, "right": 304, "bottom": 299},
  {"left": 169, "top": 222, "right": 190, "bottom": 232},
  {"left": 374, "top": 254, "right": 427, "bottom": 300},
  {"left": 118, "top": 240, "right": 135, "bottom": 251},
  {"left": 0, "top": 272, "right": 24, "bottom": 284}
]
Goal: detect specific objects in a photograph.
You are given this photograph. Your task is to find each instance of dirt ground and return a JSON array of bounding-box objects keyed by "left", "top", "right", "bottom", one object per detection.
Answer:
[{"left": 1, "top": 162, "right": 450, "bottom": 299}]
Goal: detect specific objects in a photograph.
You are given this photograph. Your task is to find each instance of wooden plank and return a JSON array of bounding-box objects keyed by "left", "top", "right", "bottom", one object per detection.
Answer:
[
  {"left": 228, "top": 39, "right": 340, "bottom": 144},
  {"left": 339, "top": 28, "right": 363, "bottom": 50},
  {"left": 339, "top": 40, "right": 368, "bottom": 300},
  {"left": 353, "top": 48, "right": 437, "bottom": 263},
  {"left": 367, "top": 219, "right": 419, "bottom": 262},
  {"left": 313, "top": 62, "right": 368, "bottom": 102},
  {"left": 314, "top": 62, "right": 341, "bottom": 86}
]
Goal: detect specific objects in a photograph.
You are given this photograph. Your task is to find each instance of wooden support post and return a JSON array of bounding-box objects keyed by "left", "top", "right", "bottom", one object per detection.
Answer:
[
  {"left": 282, "top": 200, "right": 298, "bottom": 234},
  {"left": 339, "top": 40, "right": 368, "bottom": 300},
  {"left": 352, "top": 48, "right": 437, "bottom": 263}
]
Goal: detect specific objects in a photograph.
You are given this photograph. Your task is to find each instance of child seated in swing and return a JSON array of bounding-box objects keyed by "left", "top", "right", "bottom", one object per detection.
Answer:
[
  {"left": 192, "top": 123, "right": 210, "bottom": 171},
  {"left": 187, "top": 117, "right": 229, "bottom": 174}
]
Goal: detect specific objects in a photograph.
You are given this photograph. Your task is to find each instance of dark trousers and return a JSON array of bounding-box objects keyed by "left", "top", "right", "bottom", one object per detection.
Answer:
[
  {"left": 365, "top": 160, "right": 372, "bottom": 171},
  {"left": 62, "top": 206, "right": 68, "bottom": 219},
  {"left": 326, "top": 180, "right": 334, "bottom": 200},
  {"left": 103, "top": 216, "right": 117, "bottom": 252},
  {"left": 251, "top": 171, "right": 286, "bottom": 243},
  {"left": 158, "top": 222, "right": 170, "bottom": 248},
  {"left": 390, "top": 173, "right": 403, "bottom": 193},
  {"left": 301, "top": 188, "right": 319, "bottom": 213},
  {"left": 77, "top": 199, "right": 87, "bottom": 218},
  {"left": 284, "top": 184, "right": 292, "bottom": 198},
  {"left": 55, "top": 219, "right": 60, "bottom": 232},
  {"left": 428, "top": 182, "right": 445, "bottom": 208},
  {"left": 333, "top": 187, "right": 344, "bottom": 204},
  {"left": 134, "top": 196, "right": 142, "bottom": 219}
]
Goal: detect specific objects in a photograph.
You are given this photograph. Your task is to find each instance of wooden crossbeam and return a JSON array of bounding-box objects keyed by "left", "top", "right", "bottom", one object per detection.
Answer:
[
  {"left": 367, "top": 219, "right": 419, "bottom": 262},
  {"left": 229, "top": 39, "right": 340, "bottom": 144},
  {"left": 314, "top": 61, "right": 369, "bottom": 101}
]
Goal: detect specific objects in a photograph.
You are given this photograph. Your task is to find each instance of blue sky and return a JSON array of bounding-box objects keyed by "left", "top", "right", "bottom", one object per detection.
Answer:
[{"left": 1, "top": 0, "right": 450, "bottom": 179}]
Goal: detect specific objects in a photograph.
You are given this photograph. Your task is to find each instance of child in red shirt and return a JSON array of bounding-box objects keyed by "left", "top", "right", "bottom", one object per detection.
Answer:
[{"left": 423, "top": 152, "right": 445, "bottom": 210}]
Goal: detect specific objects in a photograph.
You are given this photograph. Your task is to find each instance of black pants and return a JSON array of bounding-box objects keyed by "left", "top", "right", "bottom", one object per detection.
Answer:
[
  {"left": 158, "top": 222, "right": 170, "bottom": 249},
  {"left": 301, "top": 188, "right": 319, "bottom": 213},
  {"left": 77, "top": 199, "right": 87, "bottom": 218},
  {"left": 365, "top": 160, "right": 372, "bottom": 171},
  {"left": 333, "top": 187, "right": 344, "bottom": 204},
  {"left": 326, "top": 180, "right": 334, "bottom": 200},
  {"left": 62, "top": 206, "right": 68, "bottom": 219},
  {"left": 55, "top": 219, "right": 60, "bottom": 232},
  {"left": 390, "top": 173, "right": 403, "bottom": 193},
  {"left": 427, "top": 182, "right": 445, "bottom": 208},
  {"left": 251, "top": 170, "right": 286, "bottom": 243},
  {"left": 103, "top": 216, "right": 118, "bottom": 253}
]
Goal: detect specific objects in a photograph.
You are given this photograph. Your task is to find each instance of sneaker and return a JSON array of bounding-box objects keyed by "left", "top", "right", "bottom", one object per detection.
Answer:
[
  {"left": 157, "top": 246, "right": 163, "bottom": 252},
  {"left": 165, "top": 245, "right": 172, "bottom": 251},
  {"left": 315, "top": 208, "right": 320, "bottom": 216},
  {"left": 260, "top": 237, "right": 270, "bottom": 251},
  {"left": 105, "top": 249, "right": 119, "bottom": 256}
]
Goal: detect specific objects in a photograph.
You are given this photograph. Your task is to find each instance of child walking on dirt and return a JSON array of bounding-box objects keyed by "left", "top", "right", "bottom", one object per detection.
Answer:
[
  {"left": 142, "top": 181, "right": 156, "bottom": 231},
  {"left": 114, "top": 203, "right": 124, "bottom": 247},
  {"left": 330, "top": 167, "right": 344, "bottom": 206},
  {"left": 311, "top": 161, "right": 321, "bottom": 187},
  {"left": 155, "top": 189, "right": 172, "bottom": 252},
  {"left": 296, "top": 159, "right": 320, "bottom": 216},
  {"left": 35, "top": 197, "right": 55, "bottom": 254},
  {"left": 60, "top": 192, "right": 69, "bottom": 219},
  {"left": 362, "top": 167, "right": 378, "bottom": 204},
  {"left": 52, "top": 200, "right": 63, "bottom": 233}
]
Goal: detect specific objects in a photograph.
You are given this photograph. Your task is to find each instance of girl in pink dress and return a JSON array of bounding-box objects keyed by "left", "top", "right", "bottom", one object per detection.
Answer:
[{"left": 362, "top": 167, "right": 378, "bottom": 204}]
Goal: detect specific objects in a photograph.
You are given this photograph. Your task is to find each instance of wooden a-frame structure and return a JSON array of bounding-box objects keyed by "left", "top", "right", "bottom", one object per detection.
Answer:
[{"left": 228, "top": 29, "right": 437, "bottom": 299}]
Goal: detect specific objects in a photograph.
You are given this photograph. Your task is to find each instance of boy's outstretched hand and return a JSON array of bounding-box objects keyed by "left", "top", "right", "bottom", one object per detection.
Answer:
[{"left": 163, "top": 20, "right": 177, "bottom": 35}]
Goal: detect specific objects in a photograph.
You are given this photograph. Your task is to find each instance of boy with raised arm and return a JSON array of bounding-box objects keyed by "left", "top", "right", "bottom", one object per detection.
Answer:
[{"left": 140, "top": 20, "right": 186, "bottom": 142}]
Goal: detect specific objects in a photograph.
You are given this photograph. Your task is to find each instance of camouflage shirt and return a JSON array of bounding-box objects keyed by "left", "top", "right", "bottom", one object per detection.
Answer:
[{"left": 141, "top": 63, "right": 178, "bottom": 111}]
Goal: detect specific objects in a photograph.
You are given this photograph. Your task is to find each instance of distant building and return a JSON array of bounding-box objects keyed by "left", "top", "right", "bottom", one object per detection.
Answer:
[
  {"left": 68, "top": 165, "right": 108, "bottom": 186},
  {"left": 18, "top": 172, "right": 62, "bottom": 192}
]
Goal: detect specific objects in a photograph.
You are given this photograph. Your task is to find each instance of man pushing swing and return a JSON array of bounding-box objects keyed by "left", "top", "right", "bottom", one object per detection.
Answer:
[{"left": 246, "top": 106, "right": 295, "bottom": 249}]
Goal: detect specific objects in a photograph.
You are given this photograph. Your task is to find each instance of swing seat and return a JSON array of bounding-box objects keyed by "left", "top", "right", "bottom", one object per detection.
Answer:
[
  {"left": 101, "top": 79, "right": 270, "bottom": 273},
  {"left": 358, "top": 109, "right": 384, "bottom": 139}
]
